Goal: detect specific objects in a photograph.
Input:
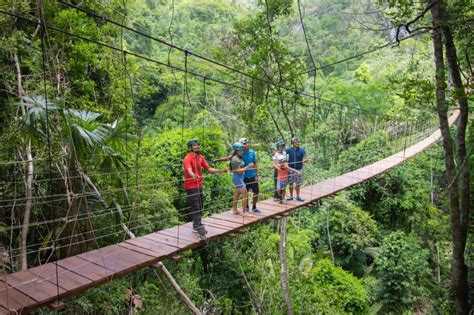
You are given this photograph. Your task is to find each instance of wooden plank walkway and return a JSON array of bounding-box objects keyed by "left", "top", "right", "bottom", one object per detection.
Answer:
[{"left": 0, "top": 111, "right": 459, "bottom": 314}]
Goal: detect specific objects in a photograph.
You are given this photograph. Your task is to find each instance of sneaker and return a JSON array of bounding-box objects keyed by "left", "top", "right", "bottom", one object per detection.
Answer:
[
  {"left": 286, "top": 195, "right": 294, "bottom": 201},
  {"left": 296, "top": 196, "right": 305, "bottom": 202},
  {"left": 198, "top": 232, "right": 207, "bottom": 240},
  {"left": 279, "top": 200, "right": 284, "bottom": 204},
  {"left": 193, "top": 226, "right": 207, "bottom": 234},
  {"left": 251, "top": 208, "right": 261, "bottom": 214},
  {"left": 194, "top": 226, "right": 207, "bottom": 240}
]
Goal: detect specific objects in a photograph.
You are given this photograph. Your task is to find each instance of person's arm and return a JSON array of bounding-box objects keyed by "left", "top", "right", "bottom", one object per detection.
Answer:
[
  {"left": 273, "top": 161, "right": 281, "bottom": 171},
  {"left": 272, "top": 153, "right": 281, "bottom": 171},
  {"left": 213, "top": 155, "right": 231, "bottom": 163},
  {"left": 233, "top": 162, "right": 254, "bottom": 174},
  {"left": 184, "top": 157, "right": 198, "bottom": 179},
  {"left": 303, "top": 149, "right": 309, "bottom": 163},
  {"left": 186, "top": 167, "right": 198, "bottom": 179},
  {"left": 288, "top": 166, "right": 301, "bottom": 174},
  {"left": 202, "top": 157, "right": 228, "bottom": 174},
  {"left": 208, "top": 167, "right": 228, "bottom": 174}
]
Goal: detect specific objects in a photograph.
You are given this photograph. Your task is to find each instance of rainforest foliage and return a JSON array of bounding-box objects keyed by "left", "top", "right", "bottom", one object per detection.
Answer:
[{"left": 0, "top": 0, "right": 472, "bottom": 314}]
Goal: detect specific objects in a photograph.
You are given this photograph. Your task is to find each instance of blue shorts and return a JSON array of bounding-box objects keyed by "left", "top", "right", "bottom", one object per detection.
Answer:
[
  {"left": 277, "top": 179, "right": 287, "bottom": 190},
  {"left": 232, "top": 172, "right": 245, "bottom": 189}
]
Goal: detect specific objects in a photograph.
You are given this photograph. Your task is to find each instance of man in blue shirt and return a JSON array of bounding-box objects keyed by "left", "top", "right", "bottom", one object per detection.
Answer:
[{"left": 286, "top": 137, "right": 308, "bottom": 201}]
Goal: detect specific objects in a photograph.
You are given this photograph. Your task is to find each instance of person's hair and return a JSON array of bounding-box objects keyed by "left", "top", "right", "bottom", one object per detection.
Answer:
[{"left": 229, "top": 151, "right": 239, "bottom": 171}]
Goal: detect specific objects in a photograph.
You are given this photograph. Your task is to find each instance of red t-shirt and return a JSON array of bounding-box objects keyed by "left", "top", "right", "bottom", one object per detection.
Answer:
[
  {"left": 183, "top": 152, "right": 210, "bottom": 190},
  {"left": 277, "top": 164, "right": 289, "bottom": 181}
]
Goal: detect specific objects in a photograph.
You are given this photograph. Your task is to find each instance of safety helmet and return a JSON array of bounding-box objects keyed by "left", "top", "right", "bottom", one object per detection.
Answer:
[
  {"left": 239, "top": 137, "right": 249, "bottom": 144},
  {"left": 232, "top": 142, "right": 244, "bottom": 151},
  {"left": 291, "top": 137, "right": 299, "bottom": 144},
  {"left": 188, "top": 139, "right": 199, "bottom": 148},
  {"left": 279, "top": 156, "right": 287, "bottom": 163},
  {"left": 276, "top": 140, "right": 285, "bottom": 149}
]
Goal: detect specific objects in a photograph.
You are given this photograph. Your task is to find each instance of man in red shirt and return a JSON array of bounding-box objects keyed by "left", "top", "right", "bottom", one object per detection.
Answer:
[{"left": 183, "top": 139, "right": 227, "bottom": 240}]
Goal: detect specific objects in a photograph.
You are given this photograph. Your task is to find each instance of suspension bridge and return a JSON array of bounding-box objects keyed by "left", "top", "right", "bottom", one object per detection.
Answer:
[
  {"left": 0, "top": 110, "right": 459, "bottom": 314},
  {"left": 0, "top": 1, "right": 462, "bottom": 313}
]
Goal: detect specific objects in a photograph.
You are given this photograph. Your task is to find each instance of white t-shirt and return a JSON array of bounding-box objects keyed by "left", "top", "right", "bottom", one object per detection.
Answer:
[{"left": 272, "top": 151, "right": 287, "bottom": 164}]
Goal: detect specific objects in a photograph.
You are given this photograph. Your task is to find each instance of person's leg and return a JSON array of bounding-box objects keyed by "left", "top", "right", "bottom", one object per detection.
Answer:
[
  {"left": 244, "top": 178, "right": 251, "bottom": 211},
  {"left": 187, "top": 188, "right": 203, "bottom": 230},
  {"left": 273, "top": 168, "right": 279, "bottom": 199},
  {"left": 195, "top": 188, "right": 204, "bottom": 228},
  {"left": 288, "top": 173, "right": 294, "bottom": 197},
  {"left": 280, "top": 183, "right": 286, "bottom": 203},
  {"left": 233, "top": 189, "right": 240, "bottom": 214},
  {"left": 241, "top": 188, "right": 248, "bottom": 213},
  {"left": 287, "top": 172, "right": 295, "bottom": 200},
  {"left": 296, "top": 171, "right": 305, "bottom": 201},
  {"left": 252, "top": 190, "right": 258, "bottom": 209}
]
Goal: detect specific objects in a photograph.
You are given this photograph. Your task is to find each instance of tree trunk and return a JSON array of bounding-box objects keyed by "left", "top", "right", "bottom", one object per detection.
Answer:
[
  {"left": 279, "top": 217, "right": 294, "bottom": 315},
  {"left": 430, "top": 1, "right": 470, "bottom": 313},
  {"left": 14, "top": 52, "right": 33, "bottom": 271},
  {"left": 440, "top": 1, "right": 470, "bottom": 247},
  {"left": 20, "top": 140, "right": 33, "bottom": 271},
  {"left": 153, "top": 262, "right": 202, "bottom": 315}
]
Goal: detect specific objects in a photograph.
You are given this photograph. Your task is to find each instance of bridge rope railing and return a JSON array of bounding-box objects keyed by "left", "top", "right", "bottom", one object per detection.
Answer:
[
  {"left": 0, "top": 115, "right": 433, "bottom": 216},
  {"left": 0, "top": 126, "right": 437, "bottom": 206},
  {"left": 0, "top": 120, "right": 438, "bottom": 233}
]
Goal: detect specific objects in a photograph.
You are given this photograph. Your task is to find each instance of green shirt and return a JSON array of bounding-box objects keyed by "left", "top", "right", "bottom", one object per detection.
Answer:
[{"left": 230, "top": 155, "right": 244, "bottom": 172}]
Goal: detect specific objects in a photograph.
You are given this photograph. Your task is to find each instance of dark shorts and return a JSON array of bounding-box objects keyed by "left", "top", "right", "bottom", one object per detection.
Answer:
[{"left": 244, "top": 176, "right": 259, "bottom": 194}]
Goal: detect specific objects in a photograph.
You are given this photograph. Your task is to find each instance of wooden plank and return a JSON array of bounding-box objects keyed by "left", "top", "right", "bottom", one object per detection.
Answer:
[
  {"left": 259, "top": 200, "right": 293, "bottom": 211},
  {"left": 212, "top": 212, "right": 259, "bottom": 225},
  {"left": 125, "top": 237, "right": 177, "bottom": 256},
  {"left": 118, "top": 242, "right": 163, "bottom": 258},
  {"left": 143, "top": 233, "right": 194, "bottom": 250},
  {"left": 253, "top": 202, "right": 283, "bottom": 213},
  {"left": 78, "top": 248, "right": 132, "bottom": 275},
  {"left": 0, "top": 280, "right": 36, "bottom": 312},
  {"left": 252, "top": 208, "right": 283, "bottom": 219},
  {"left": 78, "top": 245, "right": 151, "bottom": 276},
  {"left": 0, "top": 305, "right": 8, "bottom": 315},
  {"left": 203, "top": 217, "right": 242, "bottom": 229},
  {"left": 180, "top": 224, "right": 231, "bottom": 239},
  {"left": 157, "top": 226, "right": 197, "bottom": 242},
  {"left": 29, "top": 263, "right": 92, "bottom": 294},
  {"left": 57, "top": 256, "right": 112, "bottom": 283},
  {"left": 2, "top": 269, "right": 63, "bottom": 304}
]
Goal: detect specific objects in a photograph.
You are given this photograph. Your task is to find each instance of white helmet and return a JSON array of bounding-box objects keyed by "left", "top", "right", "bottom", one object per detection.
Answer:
[{"left": 239, "top": 137, "right": 249, "bottom": 144}]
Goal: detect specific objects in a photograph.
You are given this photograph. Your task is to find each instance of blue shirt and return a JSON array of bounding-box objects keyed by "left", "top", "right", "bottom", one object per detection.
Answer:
[
  {"left": 286, "top": 147, "right": 306, "bottom": 170},
  {"left": 242, "top": 149, "right": 257, "bottom": 179}
]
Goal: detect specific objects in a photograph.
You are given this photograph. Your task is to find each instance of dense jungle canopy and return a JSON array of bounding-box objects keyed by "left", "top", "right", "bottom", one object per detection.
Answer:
[{"left": 0, "top": 0, "right": 472, "bottom": 314}]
